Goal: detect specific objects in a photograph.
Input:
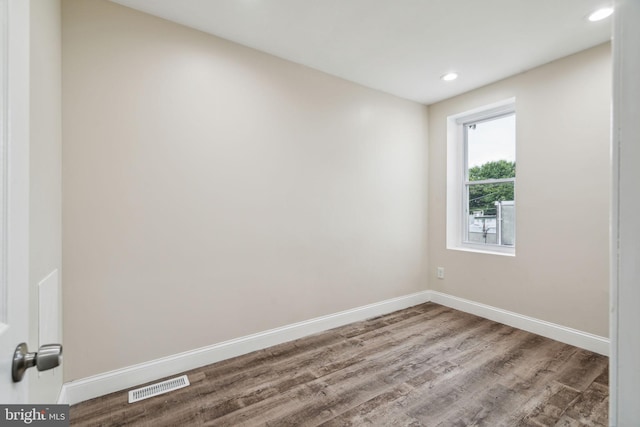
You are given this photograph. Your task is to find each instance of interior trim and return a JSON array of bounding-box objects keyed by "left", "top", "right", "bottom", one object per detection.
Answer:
[
  {"left": 59, "top": 290, "right": 609, "bottom": 405},
  {"left": 58, "top": 291, "right": 431, "bottom": 405},
  {"left": 429, "top": 291, "right": 609, "bottom": 356}
]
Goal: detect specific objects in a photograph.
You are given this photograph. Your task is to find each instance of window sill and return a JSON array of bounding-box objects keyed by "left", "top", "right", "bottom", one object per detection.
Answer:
[{"left": 447, "top": 243, "right": 516, "bottom": 257}]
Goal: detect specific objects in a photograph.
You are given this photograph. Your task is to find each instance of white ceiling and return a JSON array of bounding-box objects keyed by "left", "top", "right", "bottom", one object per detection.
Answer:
[{"left": 109, "top": 0, "right": 612, "bottom": 105}]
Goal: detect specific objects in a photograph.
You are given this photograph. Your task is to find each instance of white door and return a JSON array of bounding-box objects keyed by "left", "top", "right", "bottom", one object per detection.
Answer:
[
  {"left": 611, "top": 0, "right": 640, "bottom": 424},
  {"left": 0, "top": 0, "right": 32, "bottom": 403}
]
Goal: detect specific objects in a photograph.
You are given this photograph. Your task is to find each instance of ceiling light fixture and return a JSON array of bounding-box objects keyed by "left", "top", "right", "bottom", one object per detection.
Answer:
[
  {"left": 441, "top": 72, "right": 458, "bottom": 82},
  {"left": 588, "top": 7, "right": 613, "bottom": 22}
]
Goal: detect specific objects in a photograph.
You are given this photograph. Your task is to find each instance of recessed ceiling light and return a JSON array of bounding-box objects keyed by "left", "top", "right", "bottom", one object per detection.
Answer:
[
  {"left": 588, "top": 7, "right": 613, "bottom": 22},
  {"left": 441, "top": 72, "right": 458, "bottom": 82}
]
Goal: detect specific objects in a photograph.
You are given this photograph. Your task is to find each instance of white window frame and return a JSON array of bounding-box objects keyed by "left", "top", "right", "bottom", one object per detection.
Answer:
[{"left": 446, "top": 98, "right": 516, "bottom": 256}]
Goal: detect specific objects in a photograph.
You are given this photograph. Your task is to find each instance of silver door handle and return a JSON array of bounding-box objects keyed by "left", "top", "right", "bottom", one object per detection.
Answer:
[{"left": 12, "top": 342, "right": 63, "bottom": 382}]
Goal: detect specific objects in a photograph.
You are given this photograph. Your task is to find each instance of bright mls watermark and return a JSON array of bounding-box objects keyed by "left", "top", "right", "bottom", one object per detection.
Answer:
[{"left": 0, "top": 405, "right": 69, "bottom": 426}]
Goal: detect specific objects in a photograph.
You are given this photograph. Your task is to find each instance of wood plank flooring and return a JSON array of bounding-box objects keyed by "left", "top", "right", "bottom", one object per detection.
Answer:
[{"left": 70, "top": 303, "right": 608, "bottom": 426}]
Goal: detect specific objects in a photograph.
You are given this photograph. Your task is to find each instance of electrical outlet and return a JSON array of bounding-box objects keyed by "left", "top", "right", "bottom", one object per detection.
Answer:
[{"left": 436, "top": 267, "right": 445, "bottom": 279}]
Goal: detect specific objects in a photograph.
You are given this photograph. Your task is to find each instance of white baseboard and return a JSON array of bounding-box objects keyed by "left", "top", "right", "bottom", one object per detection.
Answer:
[
  {"left": 428, "top": 291, "right": 610, "bottom": 356},
  {"left": 59, "top": 290, "right": 610, "bottom": 406},
  {"left": 58, "top": 291, "right": 431, "bottom": 405}
]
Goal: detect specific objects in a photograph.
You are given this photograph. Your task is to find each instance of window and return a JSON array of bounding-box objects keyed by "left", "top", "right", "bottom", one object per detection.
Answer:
[{"left": 446, "top": 99, "right": 516, "bottom": 255}]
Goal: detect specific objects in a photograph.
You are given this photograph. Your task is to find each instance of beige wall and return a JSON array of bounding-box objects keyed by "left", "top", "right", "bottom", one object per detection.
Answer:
[
  {"left": 62, "top": 0, "right": 611, "bottom": 383},
  {"left": 30, "top": 0, "right": 62, "bottom": 403},
  {"left": 62, "top": 0, "right": 428, "bottom": 381},
  {"left": 428, "top": 43, "right": 611, "bottom": 337}
]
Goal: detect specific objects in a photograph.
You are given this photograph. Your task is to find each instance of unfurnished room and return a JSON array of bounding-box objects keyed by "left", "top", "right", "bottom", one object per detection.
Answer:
[{"left": 1, "top": 0, "right": 639, "bottom": 426}]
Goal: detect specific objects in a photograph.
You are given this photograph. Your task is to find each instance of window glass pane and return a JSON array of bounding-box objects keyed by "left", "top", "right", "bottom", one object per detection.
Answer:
[
  {"left": 468, "top": 181, "right": 514, "bottom": 216},
  {"left": 467, "top": 114, "right": 515, "bottom": 181},
  {"left": 466, "top": 181, "right": 515, "bottom": 246},
  {"left": 464, "top": 113, "right": 515, "bottom": 248}
]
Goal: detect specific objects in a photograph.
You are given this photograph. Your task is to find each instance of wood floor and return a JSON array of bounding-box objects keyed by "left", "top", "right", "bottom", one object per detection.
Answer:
[{"left": 70, "top": 303, "right": 608, "bottom": 426}]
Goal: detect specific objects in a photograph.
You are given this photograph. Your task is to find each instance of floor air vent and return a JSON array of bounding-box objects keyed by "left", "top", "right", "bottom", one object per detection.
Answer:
[{"left": 128, "top": 375, "right": 190, "bottom": 403}]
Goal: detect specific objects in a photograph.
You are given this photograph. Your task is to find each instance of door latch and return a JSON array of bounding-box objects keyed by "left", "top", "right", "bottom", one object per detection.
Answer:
[{"left": 12, "top": 342, "right": 63, "bottom": 382}]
